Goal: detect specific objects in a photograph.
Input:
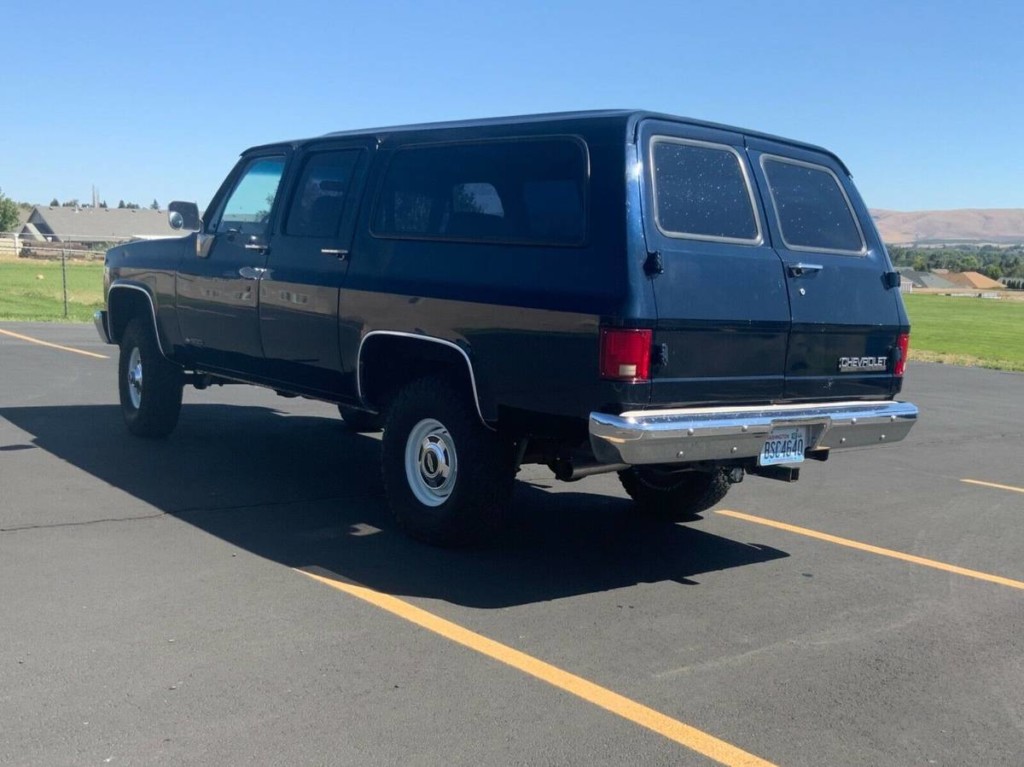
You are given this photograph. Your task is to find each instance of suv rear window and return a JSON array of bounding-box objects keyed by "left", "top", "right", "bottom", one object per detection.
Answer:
[
  {"left": 371, "top": 138, "right": 587, "bottom": 246},
  {"left": 649, "top": 138, "right": 761, "bottom": 244},
  {"left": 761, "top": 156, "right": 865, "bottom": 254}
]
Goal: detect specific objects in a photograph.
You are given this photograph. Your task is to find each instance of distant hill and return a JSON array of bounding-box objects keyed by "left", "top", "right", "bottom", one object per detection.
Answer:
[{"left": 871, "top": 208, "right": 1024, "bottom": 246}]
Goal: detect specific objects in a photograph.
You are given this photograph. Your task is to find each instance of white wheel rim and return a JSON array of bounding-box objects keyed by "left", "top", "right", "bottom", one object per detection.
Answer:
[
  {"left": 405, "top": 418, "right": 457, "bottom": 507},
  {"left": 127, "top": 346, "right": 143, "bottom": 409}
]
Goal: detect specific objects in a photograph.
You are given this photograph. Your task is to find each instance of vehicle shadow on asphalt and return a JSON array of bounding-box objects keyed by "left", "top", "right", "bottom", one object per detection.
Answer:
[{"left": 1, "top": 404, "right": 789, "bottom": 608}]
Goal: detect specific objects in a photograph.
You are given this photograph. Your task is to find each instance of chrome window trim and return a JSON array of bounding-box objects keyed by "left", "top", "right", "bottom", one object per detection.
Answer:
[
  {"left": 648, "top": 136, "right": 764, "bottom": 246},
  {"left": 356, "top": 330, "right": 492, "bottom": 429},
  {"left": 759, "top": 154, "right": 868, "bottom": 256},
  {"left": 107, "top": 282, "right": 167, "bottom": 357}
]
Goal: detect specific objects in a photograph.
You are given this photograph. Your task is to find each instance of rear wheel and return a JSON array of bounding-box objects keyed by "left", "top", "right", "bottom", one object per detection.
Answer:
[
  {"left": 337, "top": 405, "right": 383, "bottom": 433},
  {"left": 118, "top": 317, "right": 183, "bottom": 438},
  {"left": 381, "top": 377, "right": 513, "bottom": 546},
  {"left": 618, "top": 467, "right": 730, "bottom": 522}
]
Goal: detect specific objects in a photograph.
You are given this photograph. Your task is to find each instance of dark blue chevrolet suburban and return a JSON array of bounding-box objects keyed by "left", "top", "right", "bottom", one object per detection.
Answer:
[{"left": 94, "top": 110, "right": 918, "bottom": 544}]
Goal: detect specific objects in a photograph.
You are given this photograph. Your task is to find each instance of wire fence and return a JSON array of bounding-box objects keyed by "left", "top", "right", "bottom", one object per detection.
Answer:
[
  {"left": 0, "top": 231, "right": 130, "bottom": 261},
  {"left": 0, "top": 232, "right": 135, "bottom": 318}
]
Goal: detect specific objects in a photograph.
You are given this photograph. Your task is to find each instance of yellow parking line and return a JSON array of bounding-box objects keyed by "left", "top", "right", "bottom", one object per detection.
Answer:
[
  {"left": 961, "top": 478, "right": 1024, "bottom": 495},
  {"left": 716, "top": 510, "right": 1024, "bottom": 591},
  {"left": 0, "top": 328, "right": 109, "bottom": 359},
  {"left": 297, "top": 567, "right": 776, "bottom": 767}
]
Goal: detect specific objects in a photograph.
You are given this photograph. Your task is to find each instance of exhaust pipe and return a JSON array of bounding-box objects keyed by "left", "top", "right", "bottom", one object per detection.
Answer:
[{"left": 552, "top": 460, "right": 630, "bottom": 482}]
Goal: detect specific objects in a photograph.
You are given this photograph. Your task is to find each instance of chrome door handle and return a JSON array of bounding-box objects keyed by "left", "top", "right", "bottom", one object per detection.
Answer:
[
  {"left": 787, "top": 263, "right": 823, "bottom": 277},
  {"left": 320, "top": 248, "right": 348, "bottom": 259},
  {"left": 238, "top": 266, "right": 266, "bottom": 280},
  {"left": 243, "top": 234, "right": 268, "bottom": 253}
]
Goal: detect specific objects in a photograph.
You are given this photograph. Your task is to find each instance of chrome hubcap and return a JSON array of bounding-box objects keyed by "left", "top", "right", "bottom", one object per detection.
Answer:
[
  {"left": 405, "top": 418, "right": 457, "bottom": 507},
  {"left": 127, "top": 347, "right": 143, "bottom": 409}
]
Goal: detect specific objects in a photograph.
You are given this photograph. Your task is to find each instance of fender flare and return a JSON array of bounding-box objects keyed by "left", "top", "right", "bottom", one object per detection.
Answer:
[
  {"left": 356, "top": 330, "right": 493, "bottom": 428},
  {"left": 107, "top": 282, "right": 168, "bottom": 357}
]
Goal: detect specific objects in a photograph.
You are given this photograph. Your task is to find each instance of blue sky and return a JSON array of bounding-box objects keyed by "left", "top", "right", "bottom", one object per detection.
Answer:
[{"left": 6, "top": 0, "right": 1022, "bottom": 211}]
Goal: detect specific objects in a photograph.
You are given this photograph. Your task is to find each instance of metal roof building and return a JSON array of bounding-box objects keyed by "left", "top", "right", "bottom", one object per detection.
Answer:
[{"left": 19, "top": 206, "right": 179, "bottom": 242}]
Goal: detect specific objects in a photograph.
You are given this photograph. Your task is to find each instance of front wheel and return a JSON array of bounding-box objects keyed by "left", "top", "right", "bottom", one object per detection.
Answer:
[
  {"left": 381, "top": 377, "right": 513, "bottom": 546},
  {"left": 618, "top": 467, "right": 730, "bottom": 522},
  {"left": 118, "top": 317, "right": 183, "bottom": 438}
]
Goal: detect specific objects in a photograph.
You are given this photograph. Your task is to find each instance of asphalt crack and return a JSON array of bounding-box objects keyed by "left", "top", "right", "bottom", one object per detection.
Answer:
[{"left": 1, "top": 512, "right": 168, "bottom": 533}]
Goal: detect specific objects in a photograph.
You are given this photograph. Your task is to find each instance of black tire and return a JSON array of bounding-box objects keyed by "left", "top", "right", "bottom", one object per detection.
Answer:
[
  {"left": 381, "top": 377, "right": 513, "bottom": 546},
  {"left": 618, "top": 467, "right": 730, "bottom": 522},
  {"left": 118, "top": 317, "right": 183, "bottom": 438},
  {"left": 337, "top": 405, "right": 383, "bottom": 433}
]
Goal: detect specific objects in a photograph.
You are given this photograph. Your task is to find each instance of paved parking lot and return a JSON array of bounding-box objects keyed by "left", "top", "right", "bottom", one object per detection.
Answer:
[{"left": 2, "top": 322, "right": 1022, "bottom": 766}]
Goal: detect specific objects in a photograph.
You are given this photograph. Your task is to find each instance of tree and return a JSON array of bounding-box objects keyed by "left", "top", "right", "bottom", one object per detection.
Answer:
[
  {"left": 99, "top": 200, "right": 108, "bottom": 209},
  {"left": 982, "top": 264, "right": 1002, "bottom": 280},
  {"left": 953, "top": 255, "right": 980, "bottom": 273},
  {"left": 150, "top": 199, "right": 160, "bottom": 210},
  {"left": 49, "top": 197, "right": 60, "bottom": 207},
  {"left": 118, "top": 200, "right": 126, "bottom": 209},
  {"left": 0, "top": 189, "right": 19, "bottom": 232},
  {"left": 1004, "top": 257, "right": 1023, "bottom": 279}
]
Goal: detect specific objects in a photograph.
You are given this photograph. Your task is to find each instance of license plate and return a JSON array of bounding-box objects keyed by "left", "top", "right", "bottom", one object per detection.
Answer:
[{"left": 758, "top": 426, "right": 807, "bottom": 466}]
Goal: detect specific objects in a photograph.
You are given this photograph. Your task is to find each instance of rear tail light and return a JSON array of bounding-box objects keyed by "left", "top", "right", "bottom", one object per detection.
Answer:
[
  {"left": 599, "top": 328, "right": 652, "bottom": 381},
  {"left": 894, "top": 332, "right": 910, "bottom": 377}
]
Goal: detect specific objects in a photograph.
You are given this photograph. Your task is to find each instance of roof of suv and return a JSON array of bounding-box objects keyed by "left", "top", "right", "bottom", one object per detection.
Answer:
[{"left": 248, "top": 110, "right": 849, "bottom": 174}]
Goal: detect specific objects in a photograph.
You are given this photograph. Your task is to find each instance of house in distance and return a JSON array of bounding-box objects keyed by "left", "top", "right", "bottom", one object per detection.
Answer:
[{"left": 17, "top": 205, "right": 180, "bottom": 258}]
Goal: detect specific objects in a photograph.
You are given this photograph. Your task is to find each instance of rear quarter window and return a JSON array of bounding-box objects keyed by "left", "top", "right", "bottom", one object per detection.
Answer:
[
  {"left": 649, "top": 137, "right": 761, "bottom": 244},
  {"left": 761, "top": 156, "right": 865, "bottom": 254},
  {"left": 371, "top": 138, "right": 588, "bottom": 246}
]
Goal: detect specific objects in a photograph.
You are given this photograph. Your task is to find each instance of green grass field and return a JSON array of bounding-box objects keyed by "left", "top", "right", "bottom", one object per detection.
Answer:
[
  {"left": 0, "top": 261, "right": 1021, "bottom": 372},
  {"left": 0, "top": 260, "right": 105, "bottom": 322},
  {"left": 903, "top": 294, "right": 1024, "bottom": 372}
]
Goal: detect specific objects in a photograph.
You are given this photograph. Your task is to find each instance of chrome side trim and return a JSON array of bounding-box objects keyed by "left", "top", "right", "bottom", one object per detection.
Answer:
[
  {"left": 590, "top": 400, "right": 918, "bottom": 466},
  {"left": 356, "top": 330, "right": 491, "bottom": 428},
  {"left": 93, "top": 310, "right": 112, "bottom": 344},
  {"left": 106, "top": 282, "right": 167, "bottom": 357}
]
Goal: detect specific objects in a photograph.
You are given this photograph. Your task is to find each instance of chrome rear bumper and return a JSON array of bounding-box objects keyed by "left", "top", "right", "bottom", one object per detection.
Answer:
[{"left": 590, "top": 400, "right": 918, "bottom": 466}]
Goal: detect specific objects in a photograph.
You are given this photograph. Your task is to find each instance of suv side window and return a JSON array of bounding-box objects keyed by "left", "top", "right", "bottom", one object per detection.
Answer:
[
  {"left": 215, "top": 156, "right": 286, "bottom": 236},
  {"left": 285, "top": 150, "right": 363, "bottom": 237},
  {"left": 761, "top": 156, "right": 865, "bottom": 254},
  {"left": 649, "top": 137, "right": 761, "bottom": 244},
  {"left": 371, "top": 138, "right": 587, "bottom": 246}
]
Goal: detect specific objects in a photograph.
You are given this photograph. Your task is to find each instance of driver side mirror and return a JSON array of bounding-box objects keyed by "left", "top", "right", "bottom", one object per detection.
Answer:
[{"left": 168, "top": 201, "right": 202, "bottom": 232}]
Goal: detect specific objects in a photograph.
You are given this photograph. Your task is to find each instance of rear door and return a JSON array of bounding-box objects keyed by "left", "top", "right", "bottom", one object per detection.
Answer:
[
  {"left": 638, "top": 119, "right": 789, "bottom": 406},
  {"left": 746, "top": 138, "right": 904, "bottom": 400},
  {"left": 259, "top": 141, "right": 373, "bottom": 396}
]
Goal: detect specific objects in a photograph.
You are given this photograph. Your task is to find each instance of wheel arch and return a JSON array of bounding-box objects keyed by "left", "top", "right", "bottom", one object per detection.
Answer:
[
  {"left": 107, "top": 282, "right": 168, "bottom": 357},
  {"left": 357, "top": 331, "right": 495, "bottom": 427}
]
